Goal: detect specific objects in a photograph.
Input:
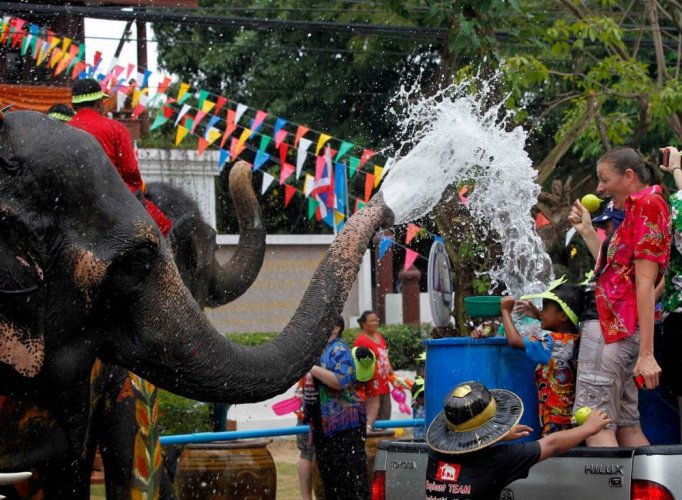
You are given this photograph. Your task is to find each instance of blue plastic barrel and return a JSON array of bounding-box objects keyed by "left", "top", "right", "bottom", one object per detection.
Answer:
[
  {"left": 638, "top": 387, "right": 680, "bottom": 445},
  {"left": 424, "top": 337, "right": 541, "bottom": 442},
  {"left": 638, "top": 332, "right": 681, "bottom": 445}
]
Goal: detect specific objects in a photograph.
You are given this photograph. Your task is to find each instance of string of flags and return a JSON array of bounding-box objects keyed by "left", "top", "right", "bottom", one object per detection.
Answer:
[
  {"left": 0, "top": 15, "right": 389, "bottom": 230},
  {"left": 377, "top": 224, "right": 445, "bottom": 272}
]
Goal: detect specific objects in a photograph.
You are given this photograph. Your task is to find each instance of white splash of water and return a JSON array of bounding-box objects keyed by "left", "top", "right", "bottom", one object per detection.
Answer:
[{"left": 380, "top": 77, "right": 552, "bottom": 296}]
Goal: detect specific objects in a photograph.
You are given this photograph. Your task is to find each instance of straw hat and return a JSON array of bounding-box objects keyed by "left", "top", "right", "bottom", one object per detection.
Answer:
[{"left": 426, "top": 381, "right": 523, "bottom": 454}]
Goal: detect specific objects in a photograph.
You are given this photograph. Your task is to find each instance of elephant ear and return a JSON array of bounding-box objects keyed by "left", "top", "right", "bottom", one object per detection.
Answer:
[{"left": 0, "top": 223, "right": 45, "bottom": 378}]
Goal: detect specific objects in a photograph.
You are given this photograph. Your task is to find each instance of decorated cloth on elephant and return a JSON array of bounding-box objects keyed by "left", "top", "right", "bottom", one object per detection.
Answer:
[{"left": 69, "top": 108, "right": 172, "bottom": 236}]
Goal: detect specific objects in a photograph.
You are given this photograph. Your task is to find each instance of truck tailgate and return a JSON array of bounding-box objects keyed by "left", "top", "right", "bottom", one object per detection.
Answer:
[
  {"left": 375, "top": 440, "right": 429, "bottom": 500},
  {"left": 506, "top": 448, "right": 634, "bottom": 499}
]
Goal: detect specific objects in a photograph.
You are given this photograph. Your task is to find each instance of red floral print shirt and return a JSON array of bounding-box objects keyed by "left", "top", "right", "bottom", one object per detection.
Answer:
[{"left": 595, "top": 185, "right": 671, "bottom": 343}]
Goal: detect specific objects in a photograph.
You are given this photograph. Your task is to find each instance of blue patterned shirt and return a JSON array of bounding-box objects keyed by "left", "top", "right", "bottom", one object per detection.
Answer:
[{"left": 317, "top": 337, "right": 366, "bottom": 437}]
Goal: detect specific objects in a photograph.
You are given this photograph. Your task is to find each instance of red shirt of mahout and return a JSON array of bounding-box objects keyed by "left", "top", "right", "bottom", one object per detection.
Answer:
[
  {"left": 69, "top": 108, "right": 173, "bottom": 236},
  {"left": 70, "top": 108, "right": 144, "bottom": 193}
]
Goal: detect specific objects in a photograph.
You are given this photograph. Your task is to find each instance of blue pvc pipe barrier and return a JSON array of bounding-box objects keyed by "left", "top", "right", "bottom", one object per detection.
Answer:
[{"left": 159, "top": 418, "right": 425, "bottom": 445}]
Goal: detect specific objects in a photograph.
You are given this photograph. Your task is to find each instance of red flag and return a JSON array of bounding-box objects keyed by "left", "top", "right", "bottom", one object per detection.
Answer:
[
  {"left": 131, "top": 103, "right": 145, "bottom": 119},
  {"left": 404, "top": 249, "right": 419, "bottom": 271},
  {"left": 534, "top": 213, "right": 551, "bottom": 229},
  {"left": 284, "top": 184, "right": 296, "bottom": 207},
  {"left": 93, "top": 50, "right": 102, "bottom": 68},
  {"left": 214, "top": 96, "right": 227, "bottom": 115},
  {"left": 294, "top": 126, "right": 310, "bottom": 147},
  {"left": 197, "top": 137, "right": 209, "bottom": 157},
  {"left": 364, "top": 174, "right": 375, "bottom": 202},
  {"left": 406, "top": 223, "right": 420, "bottom": 244},
  {"left": 359, "top": 148, "right": 375, "bottom": 168},
  {"left": 157, "top": 76, "right": 171, "bottom": 95},
  {"left": 279, "top": 142, "right": 289, "bottom": 167},
  {"left": 162, "top": 104, "right": 175, "bottom": 119},
  {"left": 220, "top": 109, "right": 237, "bottom": 149}
]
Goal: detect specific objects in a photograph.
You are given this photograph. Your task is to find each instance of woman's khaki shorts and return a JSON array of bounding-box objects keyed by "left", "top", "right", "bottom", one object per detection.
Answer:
[{"left": 573, "top": 320, "right": 641, "bottom": 429}]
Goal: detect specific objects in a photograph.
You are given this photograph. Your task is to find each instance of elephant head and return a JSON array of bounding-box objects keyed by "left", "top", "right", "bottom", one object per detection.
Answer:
[
  {"left": 144, "top": 161, "right": 266, "bottom": 309},
  {"left": 0, "top": 111, "right": 392, "bottom": 448}
]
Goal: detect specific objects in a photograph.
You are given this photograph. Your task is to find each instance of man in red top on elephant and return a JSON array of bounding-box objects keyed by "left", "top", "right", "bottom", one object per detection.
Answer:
[{"left": 69, "top": 78, "right": 172, "bottom": 235}]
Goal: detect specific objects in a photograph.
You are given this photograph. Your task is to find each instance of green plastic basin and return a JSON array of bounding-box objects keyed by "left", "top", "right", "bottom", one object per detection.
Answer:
[{"left": 464, "top": 295, "right": 502, "bottom": 317}]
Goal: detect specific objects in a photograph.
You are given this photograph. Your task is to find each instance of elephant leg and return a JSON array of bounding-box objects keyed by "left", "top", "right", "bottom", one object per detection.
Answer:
[{"left": 96, "top": 365, "right": 172, "bottom": 500}]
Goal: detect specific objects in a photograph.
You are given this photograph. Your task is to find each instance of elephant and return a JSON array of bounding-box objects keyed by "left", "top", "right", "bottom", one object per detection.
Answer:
[
  {"left": 0, "top": 110, "right": 392, "bottom": 498},
  {"left": 86, "top": 162, "right": 267, "bottom": 499},
  {"left": 0, "top": 149, "right": 267, "bottom": 498}
]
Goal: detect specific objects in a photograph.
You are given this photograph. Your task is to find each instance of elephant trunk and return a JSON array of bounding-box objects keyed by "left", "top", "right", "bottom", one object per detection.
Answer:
[
  {"left": 205, "top": 161, "right": 266, "bottom": 307},
  {"left": 113, "top": 194, "right": 392, "bottom": 403}
]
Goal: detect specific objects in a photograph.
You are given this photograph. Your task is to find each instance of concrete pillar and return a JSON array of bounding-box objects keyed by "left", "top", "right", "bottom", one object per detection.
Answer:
[
  {"left": 399, "top": 266, "right": 421, "bottom": 324},
  {"left": 372, "top": 230, "right": 394, "bottom": 324}
]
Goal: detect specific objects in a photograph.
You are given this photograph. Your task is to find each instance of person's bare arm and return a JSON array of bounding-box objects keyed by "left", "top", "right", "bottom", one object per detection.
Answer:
[
  {"left": 500, "top": 424, "right": 533, "bottom": 442},
  {"left": 501, "top": 297, "right": 525, "bottom": 349},
  {"left": 568, "top": 200, "right": 601, "bottom": 260},
  {"left": 634, "top": 259, "right": 662, "bottom": 389},
  {"left": 538, "top": 410, "right": 612, "bottom": 461},
  {"left": 660, "top": 146, "right": 682, "bottom": 190},
  {"left": 310, "top": 366, "right": 342, "bottom": 391}
]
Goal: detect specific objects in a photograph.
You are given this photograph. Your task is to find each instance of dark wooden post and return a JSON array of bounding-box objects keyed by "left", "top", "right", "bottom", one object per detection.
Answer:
[
  {"left": 399, "top": 266, "right": 421, "bottom": 324},
  {"left": 136, "top": 17, "right": 150, "bottom": 138},
  {"left": 372, "top": 230, "right": 394, "bottom": 324}
]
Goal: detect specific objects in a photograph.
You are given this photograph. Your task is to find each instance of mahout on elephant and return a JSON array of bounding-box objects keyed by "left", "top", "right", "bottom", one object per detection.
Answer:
[{"left": 0, "top": 111, "right": 392, "bottom": 498}]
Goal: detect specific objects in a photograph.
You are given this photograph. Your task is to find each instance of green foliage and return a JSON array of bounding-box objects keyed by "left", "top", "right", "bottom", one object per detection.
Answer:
[{"left": 156, "top": 390, "right": 212, "bottom": 435}]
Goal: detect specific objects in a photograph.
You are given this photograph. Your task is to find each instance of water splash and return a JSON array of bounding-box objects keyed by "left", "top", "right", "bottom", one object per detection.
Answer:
[{"left": 380, "top": 76, "right": 552, "bottom": 296}]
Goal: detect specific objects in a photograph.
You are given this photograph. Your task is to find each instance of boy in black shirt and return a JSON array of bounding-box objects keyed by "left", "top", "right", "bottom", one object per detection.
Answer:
[{"left": 425, "top": 381, "right": 611, "bottom": 499}]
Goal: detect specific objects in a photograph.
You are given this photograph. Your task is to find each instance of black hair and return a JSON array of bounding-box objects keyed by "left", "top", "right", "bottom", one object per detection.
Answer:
[
  {"left": 357, "top": 310, "right": 375, "bottom": 327},
  {"left": 47, "top": 103, "right": 75, "bottom": 119},
  {"left": 546, "top": 283, "right": 585, "bottom": 327},
  {"left": 598, "top": 146, "right": 662, "bottom": 187},
  {"left": 72, "top": 78, "right": 103, "bottom": 110},
  {"left": 335, "top": 315, "right": 345, "bottom": 335}
]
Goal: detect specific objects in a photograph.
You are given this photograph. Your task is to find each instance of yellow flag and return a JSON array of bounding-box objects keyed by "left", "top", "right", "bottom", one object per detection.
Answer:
[
  {"left": 175, "top": 125, "right": 189, "bottom": 146},
  {"left": 61, "top": 37, "right": 71, "bottom": 52},
  {"left": 374, "top": 166, "right": 384, "bottom": 187},
  {"left": 236, "top": 128, "right": 252, "bottom": 153},
  {"left": 201, "top": 100, "right": 216, "bottom": 113},
  {"left": 334, "top": 210, "right": 345, "bottom": 227},
  {"left": 315, "top": 133, "right": 332, "bottom": 155},
  {"left": 206, "top": 127, "right": 222, "bottom": 145},
  {"left": 304, "top": 174, "right": 314, "bottom": 197},
  {"left": 177, "top": 82, "right": 190, "bottom": 102}
]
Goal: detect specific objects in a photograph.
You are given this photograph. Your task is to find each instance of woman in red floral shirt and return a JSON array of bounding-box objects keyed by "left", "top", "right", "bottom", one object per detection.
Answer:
[{"left": 569, "top": 147, "right": 671, "bottom": 447}]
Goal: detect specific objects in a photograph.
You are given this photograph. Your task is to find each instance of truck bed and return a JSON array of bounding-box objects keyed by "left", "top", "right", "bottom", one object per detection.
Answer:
[{"left": 373, "top": 440, "right": 682, "bottom": 499}]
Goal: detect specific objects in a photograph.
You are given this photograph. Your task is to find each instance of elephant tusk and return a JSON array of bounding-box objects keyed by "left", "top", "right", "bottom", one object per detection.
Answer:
[{"left": 0, "top": 472, "right": 32, "bottom": 485}]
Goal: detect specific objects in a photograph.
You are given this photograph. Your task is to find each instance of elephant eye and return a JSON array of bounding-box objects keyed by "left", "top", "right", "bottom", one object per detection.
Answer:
[{"left": 108, "top": 244, "right": 158, "bottom": 291}]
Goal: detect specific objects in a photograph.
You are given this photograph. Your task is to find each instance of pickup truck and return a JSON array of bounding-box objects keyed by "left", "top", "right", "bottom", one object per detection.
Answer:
[
  {"left": 378, "top": 335, "right": 682, "bottom": 500},
  {"left": 372, "top": 440, "right": 682, "bottom": 499}
]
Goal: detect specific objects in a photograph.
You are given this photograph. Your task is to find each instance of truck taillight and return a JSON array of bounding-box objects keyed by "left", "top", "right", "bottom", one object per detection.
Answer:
[
  {"left": 631, "top": 479, "right": 674, "bottom": 500},
  {"left": 371, "top": 470, "right": 386, "bottom": 500}
]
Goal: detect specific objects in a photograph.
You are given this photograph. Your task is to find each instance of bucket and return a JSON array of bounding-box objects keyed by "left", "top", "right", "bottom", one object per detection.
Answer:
[
  {"left": 175, "top": 440, "right": 276, "bottom": 499},
  {"left": 424, "top": 337, "right": 541, "bottom": 442}
]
